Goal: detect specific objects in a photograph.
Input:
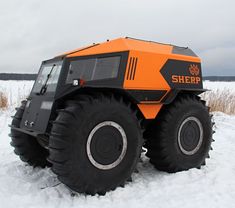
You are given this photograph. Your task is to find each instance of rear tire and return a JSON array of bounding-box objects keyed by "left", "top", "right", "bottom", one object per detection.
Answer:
[
  {"left": 145, "top": 94, "right": 213, "bottom": 173},
  {"left": 10, "top": 100, "right": 50, "bottom": 167},
  {"left": 48, "top": 94, "right": 143, "bottom": 195}
]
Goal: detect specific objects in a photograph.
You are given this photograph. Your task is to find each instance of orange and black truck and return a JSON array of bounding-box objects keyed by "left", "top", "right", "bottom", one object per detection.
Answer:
[{"left": 10, "top": 37, "right": 213, "bottom": 195}]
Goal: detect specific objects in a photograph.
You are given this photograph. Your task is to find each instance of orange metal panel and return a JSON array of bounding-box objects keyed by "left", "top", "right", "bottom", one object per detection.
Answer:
[
  {"left": 66, "top": 38, "right": 174, "bottom": 58},
  {"left": 56, "top": 45, "right": 90, "bottom": 57},
  {"left": 56, "top": 37, "right": 202, "bottom": 119},
  {"left": 168, "top": 54, "right": 201, "bottom": 63},
  {"left": 137, "top": 103, "right": 163, "bottom": 119},
  {"left": 67, "top": 38, "right": 129, "bottom": 57},
  {"left": 123, "top": 50, "right": 171, "bottom": 91}
]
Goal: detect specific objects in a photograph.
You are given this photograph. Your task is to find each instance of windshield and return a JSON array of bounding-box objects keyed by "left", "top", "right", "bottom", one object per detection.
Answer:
[{"left": 32, "top": 62, "right": 62, "bottom": 93}]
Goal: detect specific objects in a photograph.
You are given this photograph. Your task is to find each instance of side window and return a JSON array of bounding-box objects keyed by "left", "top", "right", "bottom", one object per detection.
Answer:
[
  {"left": 66, "top": 56, "right": 120, "bottom": 83},
  {"left": 92, "top": 56, "right": 120, "bottom": 80},
  {"left": 67, "top": 59, "right": 96, "bottom": 83}
]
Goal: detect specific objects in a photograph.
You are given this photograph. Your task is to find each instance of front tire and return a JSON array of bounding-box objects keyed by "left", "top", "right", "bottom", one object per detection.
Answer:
[
  {"left": 48, "top": 94, "right": 143, "bottom": 195},
  {"left": 10, "top": 100, "right": 50, "bottom": 167},
  {"left": 145, "top": 94, "right": 213, "bottom": 173}
]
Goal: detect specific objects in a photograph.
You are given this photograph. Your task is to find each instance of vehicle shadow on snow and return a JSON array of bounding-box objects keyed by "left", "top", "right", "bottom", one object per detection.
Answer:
[
  {"left": 6, "top": 161, "right": 63, "bottom": 189},
  {"left": 5, "top": 154, "right": 172, "bottom": 198}
]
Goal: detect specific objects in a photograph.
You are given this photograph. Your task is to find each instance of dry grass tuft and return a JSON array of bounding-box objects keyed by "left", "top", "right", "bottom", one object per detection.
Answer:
[
  {"left": 201, "top": 89, "right": 235, "bottom": 115},
  {"left": 0, "top": 92, "right": 8, "bottom": 109}
]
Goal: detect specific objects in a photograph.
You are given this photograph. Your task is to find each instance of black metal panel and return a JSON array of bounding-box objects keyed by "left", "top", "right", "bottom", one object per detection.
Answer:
[
  {"left": 19, "top": 51, "right": 129, "bottom": 135},
  {"left": 161, "top": 88, "right": 207, "bottom": 105},
  {"left": 42, "top": 56, "right": 64, "bottom": 65},
  {"left": 55, "top": 51, "right": 129, "bottom": 99},
  {"left": 160, "top": 59, "right": 203, "bottom": 89},
  {"left": 20, "top": 96, "right": 54, "bottom": 133},
  {"left": 20, "top": 58, "right": 65, "bottom": 134},
  {"left": 126, "top": 90, "right": 167, "bottom": 103},
  {"left": 172, "top": 46, "right": 197, "bottom": 57}
]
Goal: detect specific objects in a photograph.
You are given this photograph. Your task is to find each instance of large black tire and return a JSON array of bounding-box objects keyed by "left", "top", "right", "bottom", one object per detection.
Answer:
[
  {"left": 145, "top": 94, "right": 213, "bottom": 173},
  {"left": 10, "top": 100, "right": 50, "bottom": 167},
  {"left": 48, "top": 94, "right": 143, "bottom": 195}
]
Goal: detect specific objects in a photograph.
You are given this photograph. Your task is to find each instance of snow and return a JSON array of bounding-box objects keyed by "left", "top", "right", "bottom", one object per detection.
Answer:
[
  {"left": 0, "top": 81, "right": 235, "bottom": 208},
  {"left": 203, "top": 80, "right": 235, "bottom": 92}
]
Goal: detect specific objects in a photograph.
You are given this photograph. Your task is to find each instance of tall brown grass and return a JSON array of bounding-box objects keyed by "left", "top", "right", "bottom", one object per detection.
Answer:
[
  {"left": 0, "top": 92, "right": 8, "bottom": 109},
  {"left": 201, "top": 89, "right": 235, "bottom": 115}
]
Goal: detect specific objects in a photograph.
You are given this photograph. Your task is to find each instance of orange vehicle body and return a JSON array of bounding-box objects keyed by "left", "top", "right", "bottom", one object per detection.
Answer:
[{"left": 57, "top": 37, "right": 203, "bottom": 119}]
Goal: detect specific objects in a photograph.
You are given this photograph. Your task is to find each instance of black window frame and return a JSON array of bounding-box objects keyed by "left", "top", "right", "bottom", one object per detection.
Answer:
[
  {"left": 60, "top": 51, "right": 129, "bottom": 89},
  {"left": 66, "top": 56, "right": 121, "bottom": 83},
  {"left": 30, "top": 58, "right": 64, "bottom": 98}
]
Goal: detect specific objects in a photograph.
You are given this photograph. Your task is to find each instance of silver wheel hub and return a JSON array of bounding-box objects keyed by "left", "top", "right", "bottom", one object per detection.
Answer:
[
  {"left": 177, "top": 116, "right": 203, "bottom": 155},
  {"left": 86, "top": 121, "right": 127, "bottom": 170}
]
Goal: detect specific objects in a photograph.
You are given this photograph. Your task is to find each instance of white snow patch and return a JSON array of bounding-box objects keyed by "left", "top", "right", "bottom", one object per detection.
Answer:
[{"left": 203, "top": 81, "right": 235, "bottom": 92}]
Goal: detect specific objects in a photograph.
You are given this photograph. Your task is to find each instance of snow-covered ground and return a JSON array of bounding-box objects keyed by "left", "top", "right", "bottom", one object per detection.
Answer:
[
  {"left": 203, "top": 80, "right": 235, "bottom": 92},
  {"left": 0, "top": 81, "right": 235, "bottom": 208}
]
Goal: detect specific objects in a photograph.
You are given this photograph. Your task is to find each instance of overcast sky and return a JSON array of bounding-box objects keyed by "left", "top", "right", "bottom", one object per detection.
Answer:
[{"left": 0, "top": 0, "right": 234, "bottom": 75}]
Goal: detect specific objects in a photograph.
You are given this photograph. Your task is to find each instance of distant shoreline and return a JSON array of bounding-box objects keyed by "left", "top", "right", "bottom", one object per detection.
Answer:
[
  {"left": 0, "top": 73, "right": 234, "bottom": 81},
  {"left": 0, "top": 73, "right": 36, "bottom": 81},
  {"left": 203, "top": 76, "right": 235, "bottom": 81}
]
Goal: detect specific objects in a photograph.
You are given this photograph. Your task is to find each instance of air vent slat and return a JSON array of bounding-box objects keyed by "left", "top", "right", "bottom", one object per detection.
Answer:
[
  {"left": 127, "top": 57, "right": 133, "bottom": 80},
  {"left": 131, "top": 58, "right": 138, "bottom": 80},
  {"left": 127, "top": 57, "right": 138, "bottom": 80},
  {"left": 129, "top": 58, "right": 135, "bottom": 80}
]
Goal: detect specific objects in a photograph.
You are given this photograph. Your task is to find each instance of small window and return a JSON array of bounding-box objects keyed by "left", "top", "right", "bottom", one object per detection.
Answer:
[{"left": 66, "top": 56, "right": 120, "bottom": 83}]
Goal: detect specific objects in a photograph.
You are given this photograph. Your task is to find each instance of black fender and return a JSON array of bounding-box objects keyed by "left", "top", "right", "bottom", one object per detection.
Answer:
[{"left": 162, "top": 88, "right": 207, "bottom": 105}]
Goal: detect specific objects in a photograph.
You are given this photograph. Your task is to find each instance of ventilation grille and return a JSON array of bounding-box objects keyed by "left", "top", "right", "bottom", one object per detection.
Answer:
[{"left": 127, "top": 57, "right": 138, "bottom": 80}]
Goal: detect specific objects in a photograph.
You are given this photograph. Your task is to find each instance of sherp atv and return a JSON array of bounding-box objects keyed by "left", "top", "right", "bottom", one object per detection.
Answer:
[{"left": 10, "top": 37, "right": 213, "bottom": 195}]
